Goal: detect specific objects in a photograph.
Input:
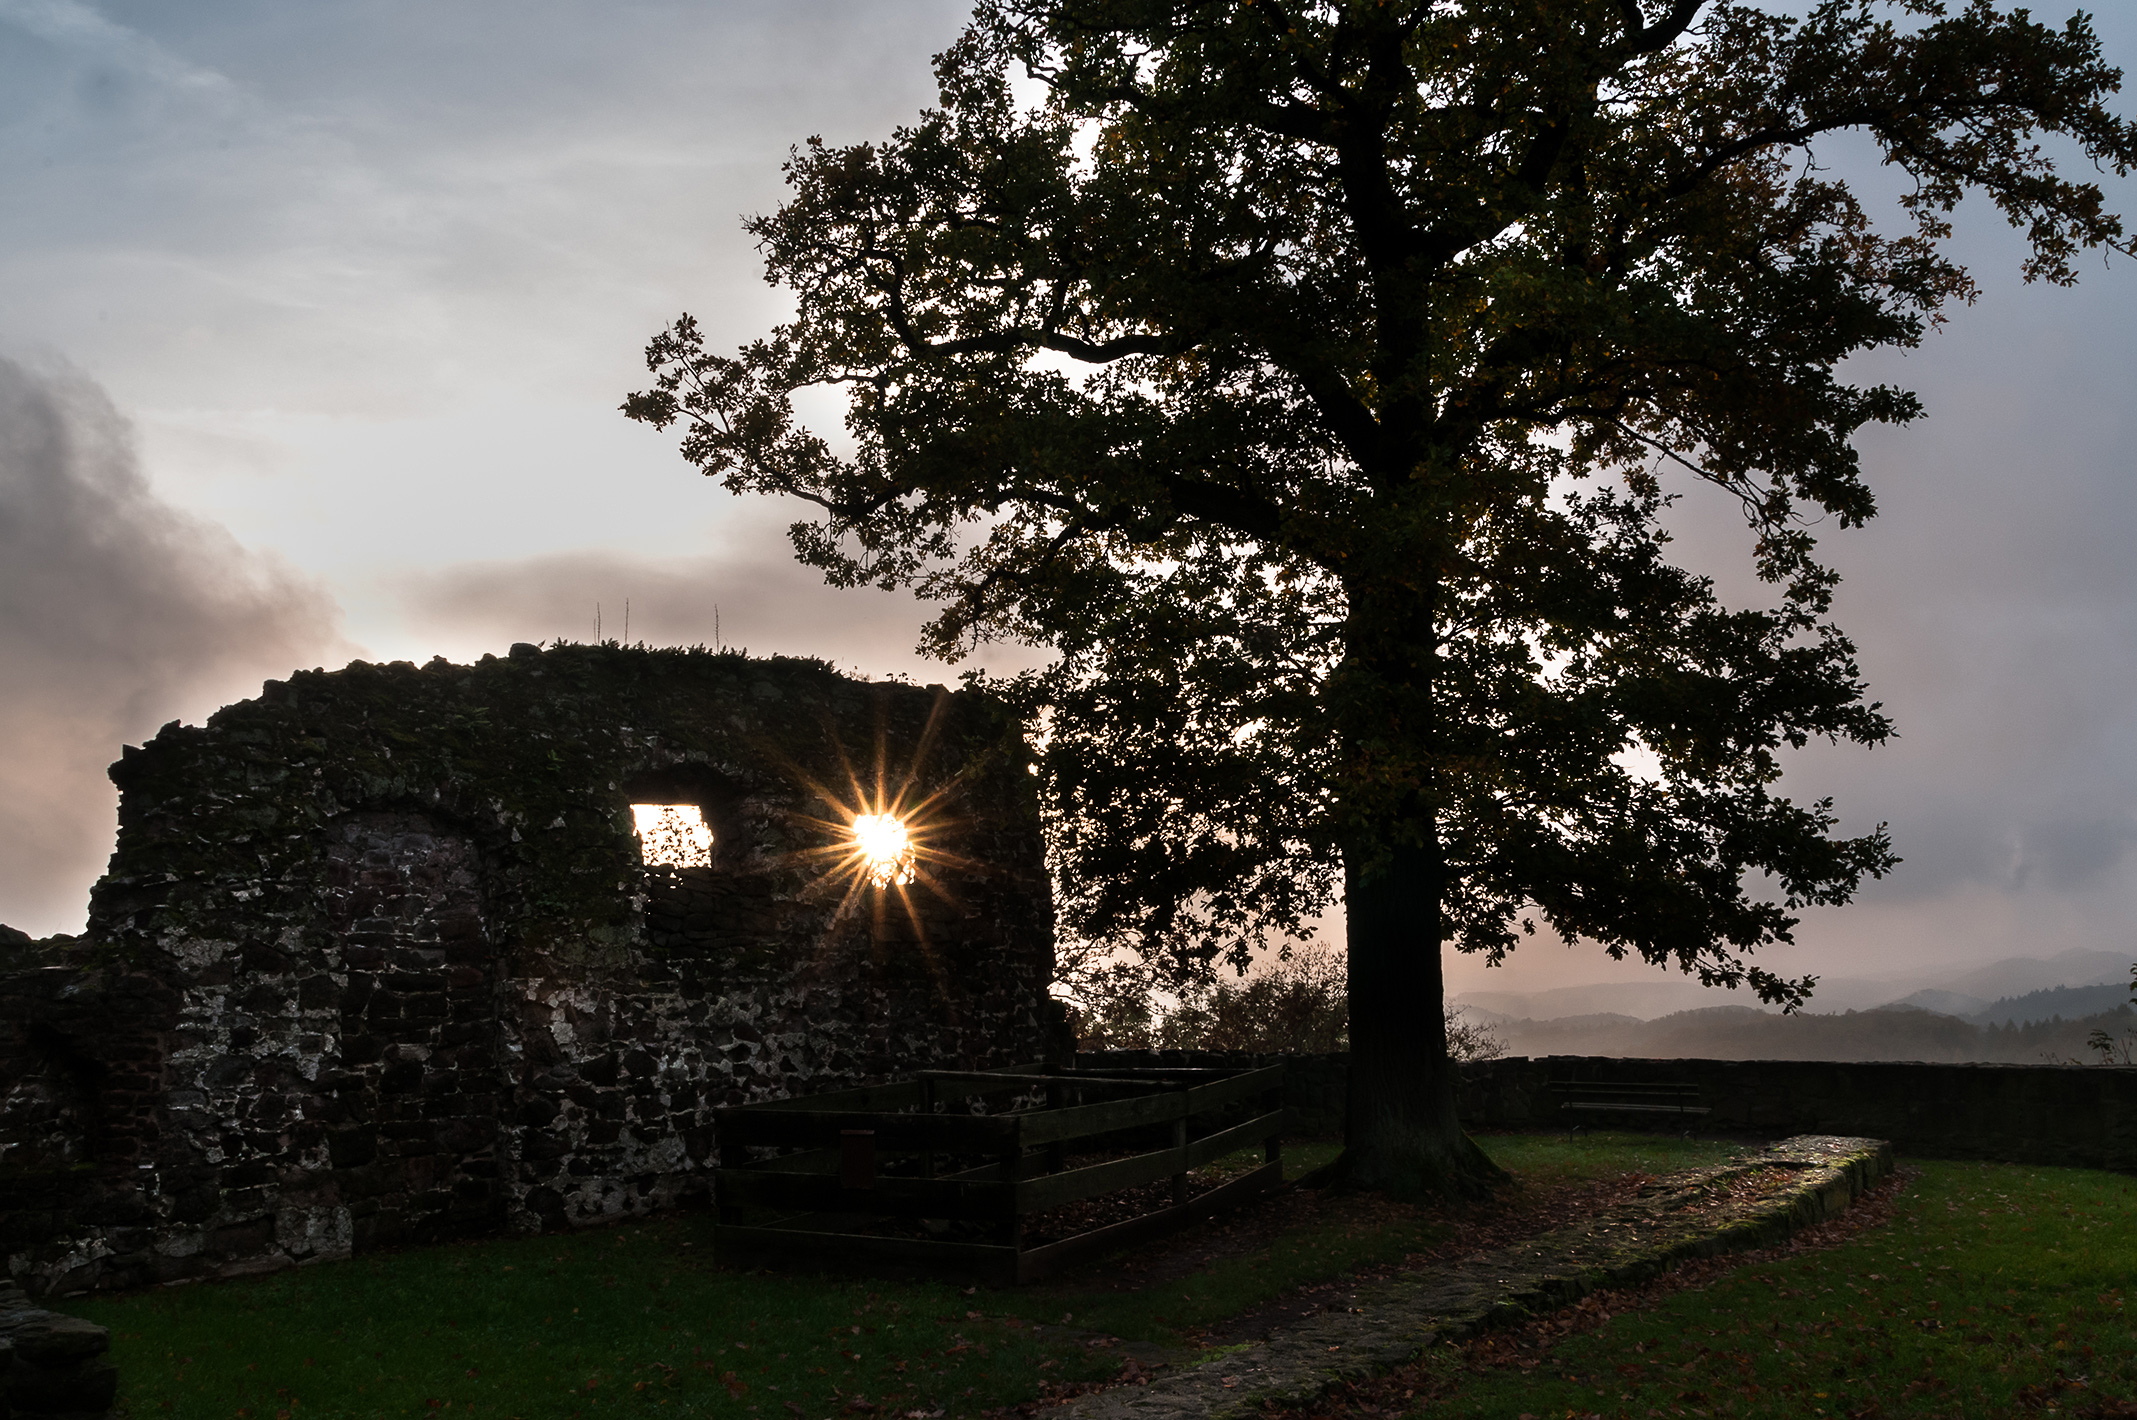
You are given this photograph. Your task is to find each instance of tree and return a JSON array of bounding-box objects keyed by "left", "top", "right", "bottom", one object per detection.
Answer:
[{"left": 627, "top": 0, "right": 2137, "bottom": 1196}]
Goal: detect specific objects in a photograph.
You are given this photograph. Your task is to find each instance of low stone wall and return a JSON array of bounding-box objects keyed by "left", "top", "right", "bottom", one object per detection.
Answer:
[
  {"left": 1081, "top": 1050, "right": 2137, "bottom": 1172},
  {"left": 1460, "top": 1055, "right": 2137, "bottom": 1172}
]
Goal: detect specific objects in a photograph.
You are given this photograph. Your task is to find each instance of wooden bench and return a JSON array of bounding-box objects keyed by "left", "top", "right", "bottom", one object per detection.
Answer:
[{"left": 1549, "top": 1079, "right": 1710, "bottom": 1120}]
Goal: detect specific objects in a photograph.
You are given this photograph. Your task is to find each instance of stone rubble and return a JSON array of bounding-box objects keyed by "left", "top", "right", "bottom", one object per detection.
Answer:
[{"left": 0, "top": 1279, "right": 116, "bottom": 1418}]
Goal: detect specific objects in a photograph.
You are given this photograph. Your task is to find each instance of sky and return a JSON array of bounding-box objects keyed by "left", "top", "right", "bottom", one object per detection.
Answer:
[{"left": 2, "top": 2, "right": 2134, "bottom": 1011}]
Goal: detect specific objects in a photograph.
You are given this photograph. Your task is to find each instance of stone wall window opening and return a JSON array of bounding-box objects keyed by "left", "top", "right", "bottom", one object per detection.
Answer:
[
  {"left": 632, "top": 803, "right": 714, "bottom": 869},
  {"left": 851, "top": 812, "right": 916, "bottom": 888}
]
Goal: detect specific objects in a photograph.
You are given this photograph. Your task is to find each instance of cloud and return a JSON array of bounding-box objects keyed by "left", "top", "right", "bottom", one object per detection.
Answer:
[
  {"left": 0, "top": 0, "right": 976, "bottom": 418},
  {"left": 1769, "top": 268, "right": 2137, "bottom": 958},
  {"left": 393, "top": 545, "right": 1051, "bottom": 687},
  {"left": 2013, "top": 815, "right": 2137, "bottom": 894},
  {"left": 1445, "top": 226, "right": 2137, "bottom": 1001},
  {"left": 0, "top": 0, "right": 236, "bottom": 99},
  {"left": 0, "top": 357, "right": 343, "bottom": 935}
]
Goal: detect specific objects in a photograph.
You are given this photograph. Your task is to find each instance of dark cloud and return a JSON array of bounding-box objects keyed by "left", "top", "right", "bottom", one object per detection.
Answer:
[{"left": 0, "top": 357, "right": 342, "bottom": 934}]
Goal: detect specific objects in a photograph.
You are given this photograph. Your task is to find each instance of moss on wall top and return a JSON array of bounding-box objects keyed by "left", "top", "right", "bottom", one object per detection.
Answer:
[{"left": 89, "top": 643, "right": 1040, "bottom": 972}]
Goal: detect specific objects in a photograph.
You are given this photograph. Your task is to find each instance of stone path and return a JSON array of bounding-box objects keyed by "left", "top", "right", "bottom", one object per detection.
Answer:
[{"left": 1055, "top": 1135, "right": 1893, "bottom": 1420}]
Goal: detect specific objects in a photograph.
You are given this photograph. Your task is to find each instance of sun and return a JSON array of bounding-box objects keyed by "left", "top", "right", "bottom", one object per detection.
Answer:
[
  {"left": 774, "top": 690, "right": 990, "bottom": 961},
  {"left": 850, "top": 812, "right": 916, "bottom": 887}
]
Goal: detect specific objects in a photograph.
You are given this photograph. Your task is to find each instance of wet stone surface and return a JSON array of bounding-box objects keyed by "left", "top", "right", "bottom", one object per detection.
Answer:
[{"left": 1055, "top": 1136, "right": 1893, "bottom": 1420}]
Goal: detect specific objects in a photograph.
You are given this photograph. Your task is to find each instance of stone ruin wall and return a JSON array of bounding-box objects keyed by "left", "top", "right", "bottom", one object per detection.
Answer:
[{"left": 0, "top": 644, "right": 1058, "bottom": 1297}]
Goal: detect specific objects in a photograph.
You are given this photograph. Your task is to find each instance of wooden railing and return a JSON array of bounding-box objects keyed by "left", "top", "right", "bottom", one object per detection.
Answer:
[{"left": 712, "top": 1062, "right": 1289, "bottom": 1284}]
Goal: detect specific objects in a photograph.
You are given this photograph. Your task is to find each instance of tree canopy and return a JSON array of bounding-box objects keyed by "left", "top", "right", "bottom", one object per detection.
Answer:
[{"left": 629, "top": 0, "right": 2136, "bottom": 1193}]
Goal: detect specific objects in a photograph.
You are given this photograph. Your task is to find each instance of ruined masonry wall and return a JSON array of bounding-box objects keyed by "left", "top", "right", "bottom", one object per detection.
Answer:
[{"left": 0, "top": 645, "right": 1057, "bottom": 1296}]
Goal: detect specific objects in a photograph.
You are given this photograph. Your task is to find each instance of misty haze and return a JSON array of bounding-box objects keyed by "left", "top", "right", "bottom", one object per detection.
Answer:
[{"left": 1455, "top": 947, "right": 2135, "bottom": 1065}]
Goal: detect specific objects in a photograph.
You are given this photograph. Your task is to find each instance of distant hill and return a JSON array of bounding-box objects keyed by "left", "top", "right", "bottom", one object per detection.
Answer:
[
  {"left": 1457, "top": 946, "right": 2134, "bottom": 1023},
  {"left": 1888, "top": 988, "right": 1992, "bottom": 1017},
  {"left": 1455, "top": 981, "right": 1723, "bottom": 1022},
  {"left": 1969, "top": 980, "right": 2135, "bottom": 1027},
  {"left": 1938, "top": 949, "right": 2133, "bottom": 1004},
  {"left": 1492, "top": 1002, "right": 2137, "bottom": 1064}
]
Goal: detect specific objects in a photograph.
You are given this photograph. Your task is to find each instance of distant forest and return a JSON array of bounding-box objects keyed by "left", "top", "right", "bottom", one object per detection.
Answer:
[
  {"left": 1489, "top": 1003, "right": 2137, "bottom": 1064},
  {"left": 1968, "top": 981, "right": 2133, "bottom": 1026}
]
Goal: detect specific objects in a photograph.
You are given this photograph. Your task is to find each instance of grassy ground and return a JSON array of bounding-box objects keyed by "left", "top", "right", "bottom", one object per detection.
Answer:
[
  {"left": 74, "top": 1133, "right": 1734, "bottom": 1419},
  {"left": 1394, "top": 1158, "right": 2137, "bottom": 1419},
  {"left": 79, "top": 1145, "right": 2133, "bottom": 1420}
]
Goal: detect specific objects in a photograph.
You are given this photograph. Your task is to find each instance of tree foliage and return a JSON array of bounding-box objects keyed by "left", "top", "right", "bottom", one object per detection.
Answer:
[
  {"left": 629, "top": 0, "right": 2136, "bottom": 1189},
  {"left": 1068, "top": 947, "right": 1506, "bottom": 1058}
]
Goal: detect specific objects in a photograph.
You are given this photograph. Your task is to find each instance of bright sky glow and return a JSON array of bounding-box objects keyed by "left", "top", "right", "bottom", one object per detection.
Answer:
[
  {"left": 632, "top": 803, "right": 712, "bottom": 868},
  {"left": 2, "top": 3, "right": 2137, "bottom": 991},
  {"left": 852, "top": 812, "right": 915, "bottom": 887}
]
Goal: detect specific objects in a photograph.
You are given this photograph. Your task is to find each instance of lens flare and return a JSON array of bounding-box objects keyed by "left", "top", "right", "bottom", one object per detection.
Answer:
[{"left": 851, "top": 812, "right": 915, "bottom": 886}]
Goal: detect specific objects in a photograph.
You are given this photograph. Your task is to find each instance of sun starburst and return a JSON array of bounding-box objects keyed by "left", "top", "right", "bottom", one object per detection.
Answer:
[
  {"left": 850, "top": 812, "right": 916, "bottom": 886},
  {"left": 735, "top": 690, "right": 997, "bottom": 998}
]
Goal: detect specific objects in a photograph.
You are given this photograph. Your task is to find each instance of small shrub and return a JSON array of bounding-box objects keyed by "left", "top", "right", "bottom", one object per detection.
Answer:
[
  {"left": 2075, "top": 964, "right": 2135, "bottom": 1064},
  {"left": 1154, "top": 949, "right": 1350, "bottom": 1052},
  {"left": 1444, "top": 1003, "right": 1508, "bottom": 1062},
  {"left": 1058, "top": 959, "right": 1162, "bottom": 1049}
]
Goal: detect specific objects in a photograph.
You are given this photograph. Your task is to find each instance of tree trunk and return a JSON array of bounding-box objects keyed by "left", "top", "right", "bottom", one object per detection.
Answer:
[
  {"left": 1340, "top": 832, "right": 1507, "bottom": 1199},
  {"left": 1326, "top": 554, "right": 1507, "bottom": 1199}
]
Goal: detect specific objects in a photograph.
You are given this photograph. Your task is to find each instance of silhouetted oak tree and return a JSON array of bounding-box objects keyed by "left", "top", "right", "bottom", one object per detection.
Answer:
[{"left": 629, "top": 0, "right": 2137, "bottom": 1196}]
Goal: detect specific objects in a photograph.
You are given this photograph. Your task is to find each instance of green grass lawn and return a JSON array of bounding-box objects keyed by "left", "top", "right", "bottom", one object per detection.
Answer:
[
  {"left": 1412, "top": 1158, "right": 2137, "bottom": 1419},
  {"left": 61, "top": 1133, "right": 1771, "bottom": 1419},
  {"left": 87, "top": 1214, "right": 1063, "bottom": 1420}
]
